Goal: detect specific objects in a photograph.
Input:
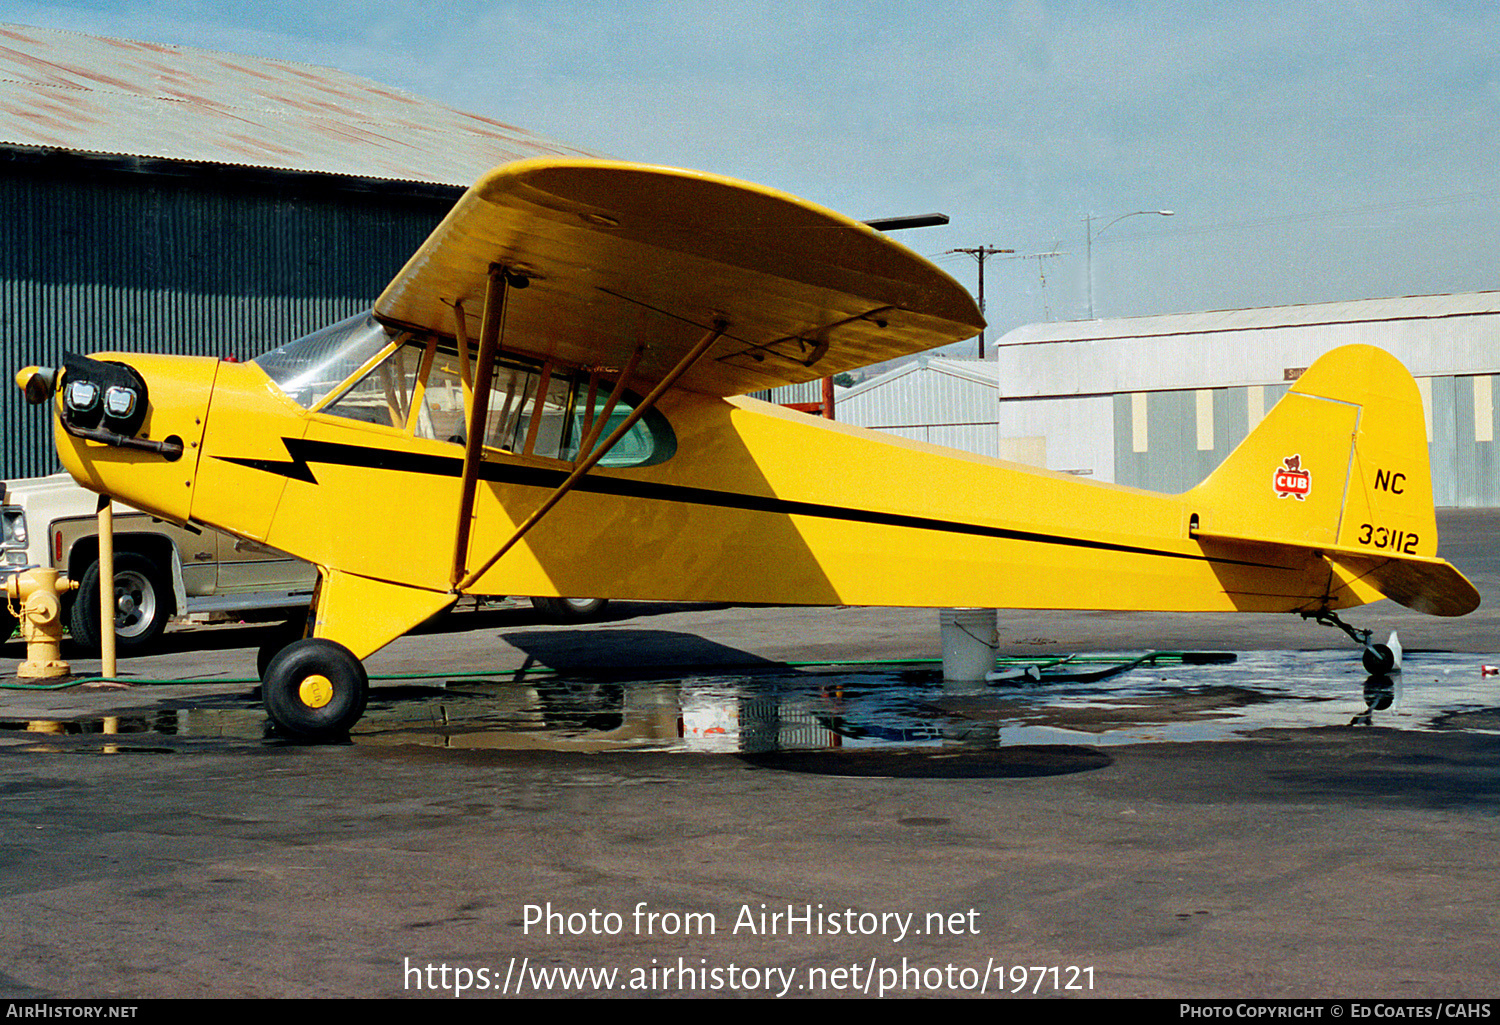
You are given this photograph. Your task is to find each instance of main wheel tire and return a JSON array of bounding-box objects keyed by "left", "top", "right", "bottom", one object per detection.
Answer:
[
  {"left": 70, "top": 551, "right": 172, "bottom": 654},
  {"left": 529, "top": 596, "right": 610, "bottom": 622},
  {"left": 261, "top": 637, "right": 368, "bottom": 740}
]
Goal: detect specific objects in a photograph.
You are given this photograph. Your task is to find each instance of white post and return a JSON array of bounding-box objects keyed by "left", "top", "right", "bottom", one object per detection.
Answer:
[{"left": 96, "top": 494, "right": 116, "bottom": 679}]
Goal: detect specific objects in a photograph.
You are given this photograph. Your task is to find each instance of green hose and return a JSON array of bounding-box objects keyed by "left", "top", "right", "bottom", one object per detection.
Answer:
[{"left": 1, "top": 650, "right": 1231, "bottom": 691}]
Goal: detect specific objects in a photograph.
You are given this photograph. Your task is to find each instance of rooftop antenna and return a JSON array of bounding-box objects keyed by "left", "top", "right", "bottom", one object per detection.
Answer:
[{"left": 1012, "top": 248, "right": 1065, "bottom": 321}]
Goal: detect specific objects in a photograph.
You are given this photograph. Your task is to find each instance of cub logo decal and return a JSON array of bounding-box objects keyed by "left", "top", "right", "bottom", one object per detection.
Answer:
[{"left": 1273, "top": 455, "right": 1311, "bottom": 500}]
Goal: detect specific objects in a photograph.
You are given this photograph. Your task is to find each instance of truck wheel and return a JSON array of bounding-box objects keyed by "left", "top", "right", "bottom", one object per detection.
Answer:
[
  {"left": 256, "top": 615, "right": 310, "bottom": 679},
  {"left": 261, "top": 638, "right": 368, "bottom": 740},
  {"left": 529, "top": 596, "right": 610, "bottom": 621},
  {"left": 71, "top": 551, "right": 173, "bottom": 654}
]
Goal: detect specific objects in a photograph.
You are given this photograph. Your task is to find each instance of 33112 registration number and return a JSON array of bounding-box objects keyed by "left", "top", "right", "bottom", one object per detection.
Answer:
[{"left": 1357, "top": 523, "right": 1419, "bottom": 554}]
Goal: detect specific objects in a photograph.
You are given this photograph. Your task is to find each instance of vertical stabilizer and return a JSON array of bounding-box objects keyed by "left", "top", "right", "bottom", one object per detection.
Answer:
[
  {"left": 1189, "top": 344, "right": 1436, "bottom": 556},
  {"left": 1189, "top": 344, "right": 1477, "bottom": 616}
]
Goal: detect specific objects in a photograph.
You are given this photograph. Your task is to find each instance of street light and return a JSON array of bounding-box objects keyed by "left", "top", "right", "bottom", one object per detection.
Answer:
[{"left": 1084, "top": 209, "right": 1173, "bottom": 319}]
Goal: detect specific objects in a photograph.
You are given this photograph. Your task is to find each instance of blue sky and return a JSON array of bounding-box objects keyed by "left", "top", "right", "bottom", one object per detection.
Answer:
[{"left": 7, "top": 1, "right": 1499, "bottom": 346}]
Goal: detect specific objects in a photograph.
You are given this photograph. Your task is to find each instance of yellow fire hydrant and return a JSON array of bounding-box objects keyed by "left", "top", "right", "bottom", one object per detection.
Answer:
[{"left": 5, "top": 568, "right": 77, "bottom": 679}]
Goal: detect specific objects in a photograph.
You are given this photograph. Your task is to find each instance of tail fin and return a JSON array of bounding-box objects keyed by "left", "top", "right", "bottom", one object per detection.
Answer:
[{"left": 1188, "top": 344, "right": 1478, "bottom": 616}]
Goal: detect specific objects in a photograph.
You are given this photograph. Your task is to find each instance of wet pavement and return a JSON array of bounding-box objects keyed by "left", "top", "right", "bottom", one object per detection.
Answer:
[
  {"left": 1, "top": 510, "right": 1498, "bottom": 999},
  {"left": 8, "top": 649, "right": 1500, "bottom": 757}
]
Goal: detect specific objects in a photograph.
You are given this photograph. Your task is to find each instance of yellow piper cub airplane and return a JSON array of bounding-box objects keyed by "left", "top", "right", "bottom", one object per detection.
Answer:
[{"left": 17, "top": 158, "right": 1479, "bottom": 740}]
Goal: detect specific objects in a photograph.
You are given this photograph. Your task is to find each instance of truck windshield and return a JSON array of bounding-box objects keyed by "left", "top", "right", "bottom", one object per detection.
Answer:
[{"left": 253, "top": 313, "right": 401, "bottom": 409}]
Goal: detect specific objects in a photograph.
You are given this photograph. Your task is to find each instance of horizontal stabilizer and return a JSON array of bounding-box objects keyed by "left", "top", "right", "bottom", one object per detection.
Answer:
[{"left": 1325, "top": 549, "right": 1480, "bottom": 617}]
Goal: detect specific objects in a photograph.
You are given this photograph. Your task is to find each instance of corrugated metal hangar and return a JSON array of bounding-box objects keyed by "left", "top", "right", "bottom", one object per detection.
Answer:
[
  {"left": 835, "top": 359, "right": 1001, "bottom": 458},
  {"left": 0, "top": 22, "right": 593, "bottom": 478}
]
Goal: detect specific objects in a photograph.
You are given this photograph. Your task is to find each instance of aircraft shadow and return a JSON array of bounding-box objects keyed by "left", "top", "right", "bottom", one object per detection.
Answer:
[
  {"left": 498, "top": 627, "right": 783, "bottom": 676},
  {"left": 10, "top": 600, "right": 738, "bottom": 661},
  {"left": 410, "top": 600, "right": 736, "bottom": 637},
  {"left": 739, "top": 745, "right": 1114, "bottom": 779}
]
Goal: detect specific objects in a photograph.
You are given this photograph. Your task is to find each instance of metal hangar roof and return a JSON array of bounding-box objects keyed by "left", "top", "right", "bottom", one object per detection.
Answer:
[{"left": 0, "top": 22, "right": 596, "bottom": 185}]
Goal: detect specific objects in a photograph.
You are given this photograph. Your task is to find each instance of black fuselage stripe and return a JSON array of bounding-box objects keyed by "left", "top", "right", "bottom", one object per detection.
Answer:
[{"left": 217, "top": 438, "right": 1283, "bottom": 570}]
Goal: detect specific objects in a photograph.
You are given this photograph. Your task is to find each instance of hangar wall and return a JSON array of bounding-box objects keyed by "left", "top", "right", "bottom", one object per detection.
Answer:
[
  {"left": 1105, "top": 376, "right": 1497, "bottom": 505},
  {"left": 0, "top": 153, "right": 458, "bottom": 479}
]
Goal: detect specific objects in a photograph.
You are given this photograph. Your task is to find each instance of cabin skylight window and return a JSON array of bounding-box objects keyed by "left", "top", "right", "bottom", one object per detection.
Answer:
[{"left": 254, "top": 313, "right": 402, "bottom": 409}]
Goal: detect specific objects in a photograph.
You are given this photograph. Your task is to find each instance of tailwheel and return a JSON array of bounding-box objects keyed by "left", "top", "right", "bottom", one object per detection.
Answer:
[
  {"left": 1302, "top": 608, "right": 1401, "bottom": 677},
  {"left": 1362, "top": 643, "right": 1397, "bottom": 676},
  {"left": 261, "top": 637, "right": 368, "bottom": 741}
]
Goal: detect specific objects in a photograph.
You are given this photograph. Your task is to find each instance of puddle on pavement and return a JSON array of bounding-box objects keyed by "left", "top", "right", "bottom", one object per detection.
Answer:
[{"left": 4, "top": 650, "right": 1499, "bottom": 756}]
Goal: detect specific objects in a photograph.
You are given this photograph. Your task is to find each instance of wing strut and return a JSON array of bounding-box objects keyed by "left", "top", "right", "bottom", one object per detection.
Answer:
[
  {"left": 450, "top": 265, "right": 511, "bottom": 588},
  {"left": 575, "top": 342, "right": 645, "bottom": 463},
  {"left": 456, "top": 319, "right": 729, "bottom": 592}
]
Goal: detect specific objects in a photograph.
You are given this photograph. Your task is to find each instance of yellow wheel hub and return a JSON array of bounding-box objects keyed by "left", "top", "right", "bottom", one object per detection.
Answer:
[{"left": 298, "top": 674, "right": 335, "bottom": 709}]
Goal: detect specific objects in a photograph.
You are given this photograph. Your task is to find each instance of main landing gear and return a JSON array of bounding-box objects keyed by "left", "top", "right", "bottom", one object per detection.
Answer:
[{"left": 1301, "top": 608, "right": 1400, "bottom": 676}]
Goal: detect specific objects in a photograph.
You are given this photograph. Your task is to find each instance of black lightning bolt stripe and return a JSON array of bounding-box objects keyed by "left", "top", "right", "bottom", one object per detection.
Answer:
[
  {"left": 214, "top": 438, "right": 1284, "bottom": 569},
  {"left": 218, "top": 438, "right": 461, "bottom": 484}
]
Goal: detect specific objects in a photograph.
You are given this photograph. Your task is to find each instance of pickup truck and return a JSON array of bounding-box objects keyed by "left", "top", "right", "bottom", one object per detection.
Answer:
[
  {"left": 1, "top": 474, "right": 610, "bottom": 653},
  {"left": 2, "top": 473, "right": 316, "bottom": 653}
]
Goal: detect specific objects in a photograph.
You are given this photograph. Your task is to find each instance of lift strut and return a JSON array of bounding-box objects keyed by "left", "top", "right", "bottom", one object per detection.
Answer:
[
  {"left": 456, "top": 318, "right": 730, "bottom": 593},
  {"left": 449, "top": 265, "right": 512, "bottom": 588}
]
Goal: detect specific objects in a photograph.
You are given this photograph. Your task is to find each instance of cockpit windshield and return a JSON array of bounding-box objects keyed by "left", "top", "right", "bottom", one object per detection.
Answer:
[{"left": 253, "top": 313, "right": 401, "bottom": 409}]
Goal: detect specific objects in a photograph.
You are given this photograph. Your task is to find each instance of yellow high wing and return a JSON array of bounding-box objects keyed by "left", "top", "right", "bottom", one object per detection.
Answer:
[{"left": 373, "top": 158, "right": 986, "bottom": 395}]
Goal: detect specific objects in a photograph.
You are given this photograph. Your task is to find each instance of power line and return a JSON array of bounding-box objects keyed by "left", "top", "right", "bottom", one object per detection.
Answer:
[{"left": 1087, "top": 189, "right": 1499, "bottom": 246}]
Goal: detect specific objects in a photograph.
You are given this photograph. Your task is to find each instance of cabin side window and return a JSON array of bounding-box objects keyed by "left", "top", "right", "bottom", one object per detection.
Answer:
[
  {"left": 413, "top": 346, "right": 467, "bottom": 445},
  {"left": 560, "top": 389, "right": 676, "bottom": 467},
  {"left": 261, "top": 320, "right": 677, "bottom": 467},
  {"left": 413, "top": 343, "right": 675, "bottom": 467}
]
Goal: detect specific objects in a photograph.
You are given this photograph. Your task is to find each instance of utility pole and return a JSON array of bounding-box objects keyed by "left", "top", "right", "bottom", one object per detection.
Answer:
[{"left": 947, "top": 245, "right": 1015, "bottom": 357}]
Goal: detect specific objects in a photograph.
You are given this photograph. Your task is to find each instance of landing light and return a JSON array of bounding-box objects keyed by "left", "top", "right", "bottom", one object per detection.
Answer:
[
  {"left": 64, "top": 379, "right": 102, "bottom": 427},
  {"left": 104, "top": 385, "right": 138, "bottom": 420}
]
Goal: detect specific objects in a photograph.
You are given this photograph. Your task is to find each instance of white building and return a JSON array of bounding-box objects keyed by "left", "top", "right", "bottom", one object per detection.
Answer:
[
  {"left": 815, "top": 291, "right": 1500, "bottom": 506},
  {"left": 991, "top": 292, "right": 1500, "bottom": 504},
  {"left": 835, "top": 358, "right": 1001, "bottom": 458}
]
